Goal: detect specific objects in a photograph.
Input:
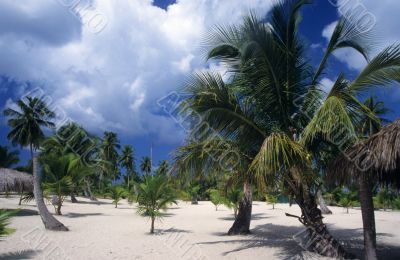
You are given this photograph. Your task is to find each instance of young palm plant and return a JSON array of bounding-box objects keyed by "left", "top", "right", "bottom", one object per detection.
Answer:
[
  {"left": 41, "top": 154, "right": 78, "bottom": 215},
  {"left": 110, "top": 186, "right": 128, "bottom": 208},
  {"left": 224, "top": 187, "right": 242, "bottom": 217},
  {"left": 136, "top": 176, "right": 177, "bottom": 234}
]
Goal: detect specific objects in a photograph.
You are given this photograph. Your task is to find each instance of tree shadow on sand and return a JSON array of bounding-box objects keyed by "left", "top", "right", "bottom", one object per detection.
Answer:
[
  {"left": 218, "top": 213, "right": 270, "bottom": 221},
  {"left": 0, "top": 250, "right": 38, "bottom": 260},
  {"left": 199, "top": 223, "right": 400, "bottom": 259},
  {"left": 62, "top": 212, "right": 106, "bottom": 218}
]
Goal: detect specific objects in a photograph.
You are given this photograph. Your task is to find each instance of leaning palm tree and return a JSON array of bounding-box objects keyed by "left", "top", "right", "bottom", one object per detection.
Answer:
[
  {"left": 140, "top": 156, "right": 152, "bottom": 176},
  {"left": 119, "top": 145, "right": 135, "bottom": 189},
  {"left": 0, "top": 146, "right": 19, "bottom": 168},
  {"left": 3, "top": 96, "right": 68, "bottom": 231},
  {"left": 136, "top": 176, "right": 177, "bottom": 233}
]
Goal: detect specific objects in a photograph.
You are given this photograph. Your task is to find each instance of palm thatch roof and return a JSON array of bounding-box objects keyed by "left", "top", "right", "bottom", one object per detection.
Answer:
[
  {"left": 328, "top": 119, "right": 400, "bottom": 187},
  {"left": 0, "top": 168, "right": 33, "bottom": 192}
]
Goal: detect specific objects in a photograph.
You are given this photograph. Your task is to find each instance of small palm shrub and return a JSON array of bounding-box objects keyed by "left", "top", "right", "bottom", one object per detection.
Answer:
[
  {"left": 110, "top": 186, "right": 128, "bottom": 208},
  {"left": 265, "top": 194, "right": 279, "bottom": 210},
  {"left": 224, "top": 187, "right": 242, "bottom": 217},
  {"left": 136, "top": 176, "right": 177, "bottom": 234},
  {"left": 0, "top": 210, "right": 17, "bottom": 239},
  {"left": 42, "top": 154, "right": 76, "bottom": 215},
  {"left": 374, "top": 188, "right": 396, "bottom": 211},
  {"left": 208, "top": 189, "right": 223, "bottom": 211},
  {"left": 187, "top": 184, "right": 200, "bottom": 205}
]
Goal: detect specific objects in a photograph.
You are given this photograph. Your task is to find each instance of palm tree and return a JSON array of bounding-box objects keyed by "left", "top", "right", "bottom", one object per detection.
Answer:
[
  {"left": 41, "top": 123, "right": 98, "bottom": 202},
  {"left": 136, "top": 176, "right": 177, "bottom": 233},
  {"left": 156, "top": 160, "right": 169, "bottom": 176},
  {"left": 101, "top": 131, "right": 120, "bottom": 181},
  {"left": 175, "top": 0, "right": 400, "bottom": 257},
  {"left": 110, "top": 186, "right": 127, "bottom": 208},
  {"left": 224, "top": 187, "right": 242, "bottom": 217},
  {"left": 41, "top": 154, "right": 77, "bottom": 215},
  {"left": 119, "top": 145, "right": 135, "bottom": 189},
  {"left": 0, "top": 146, "right": 19, "bottom": 168},
  {"left": 4, "top": 96, "right": 68, "bottom": 231},
  {"left": 140, "top": 156, "right": 152, "bottom": 176}
]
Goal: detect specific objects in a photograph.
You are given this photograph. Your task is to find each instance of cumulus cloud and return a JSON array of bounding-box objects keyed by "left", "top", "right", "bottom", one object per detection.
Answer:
[
  {"left": 322, "top": 0, "right": 400, "bottom": 71},
  {"left": 0, "top": 0, "right": 273, "bottom": 144}
]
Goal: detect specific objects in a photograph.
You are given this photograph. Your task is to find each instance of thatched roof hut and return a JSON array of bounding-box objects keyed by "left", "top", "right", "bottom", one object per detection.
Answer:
[
  {"left": 0, "top": 168, "right": 33, "bottom": 192},
  {"left": 328, "top": 119, "right": 400, "bottom": 187}
]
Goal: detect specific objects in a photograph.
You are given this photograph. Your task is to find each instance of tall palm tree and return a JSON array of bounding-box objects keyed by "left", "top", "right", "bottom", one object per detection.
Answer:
[
  {"left": 175, "top": 0, "right": 400, "bottom": 257},
  {"left": 140, "top": 156, "right": 152, "bottom": 176},
  {"left": 156, "top": 160, "right": 169, "bottom": 176},
  {"left": 4, "top": 96, "right": 68, "bottom": 231},
  {"left": 358, "top": 96, "right": 390, "bottom": 137},
  {"left": 101, "top": 131, "right": 120, "bottom": 182},
  {"left": 0, "top": 146, "right": 19, "bottom": 168},
  {"left": 119, "top": 145, "right": 135, "bottom": 188}
]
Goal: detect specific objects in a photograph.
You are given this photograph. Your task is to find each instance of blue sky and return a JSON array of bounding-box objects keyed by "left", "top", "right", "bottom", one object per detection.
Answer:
[{"left": 1, "top": 0, "right": 399, "bottom": 169}]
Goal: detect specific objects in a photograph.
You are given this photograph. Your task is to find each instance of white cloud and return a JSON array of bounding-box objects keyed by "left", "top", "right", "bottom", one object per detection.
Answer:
[
  {"left": 0, "top": 0, "right": 273, "bottom": 144},
  {"left": 322, "top": 0, "right": 400, "bottom": 71},
  {"left": 320, "top": 77, "right": 335, "bottom": 94}
]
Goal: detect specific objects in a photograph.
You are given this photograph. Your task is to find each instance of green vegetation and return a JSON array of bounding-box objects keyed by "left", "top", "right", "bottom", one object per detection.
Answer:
[
  {"left": 0, "top": 210, "right": 17, "bottom": 239},
  {"left": 136, "top": 176, "right": 177, "bottom": 234}
]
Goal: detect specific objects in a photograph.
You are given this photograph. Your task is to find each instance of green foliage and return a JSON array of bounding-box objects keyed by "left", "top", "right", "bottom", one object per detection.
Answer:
[
  {"left": 0, "top": 209, "right": 17, "bottom": 239},
  {"left": 373, "top": 188, "right": 397, "bottom": 210},
  {"left": 110, "top": 186, "right": 128, "bottom": 208},
  {"left": 42, "top": 154, "right": 77, "bottom": 214},
  {"left": 265, "top": 193, "right": 279, "bottom": 209},
  {"left": 208, "top": 189, "right": 224, "bottom": 211},
  {"left": 4, "top": 96, "right": 55, "bottom": 152},
  {"left": 338, "top": 190, "right": 358, "bottom": 213},
  {"left": 136, "top": 176, "right": 177, "bottom": 233},
  {"left": 223, "top": 187, "right": 242, "bottom": 217},
  {"left": 140, "top": 156, "right": 152, "bottom": 176}
]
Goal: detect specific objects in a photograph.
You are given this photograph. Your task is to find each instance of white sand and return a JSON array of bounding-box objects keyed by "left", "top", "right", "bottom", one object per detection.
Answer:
[{"left": 1, "top": 196, "right": 400, "bottom": 259}]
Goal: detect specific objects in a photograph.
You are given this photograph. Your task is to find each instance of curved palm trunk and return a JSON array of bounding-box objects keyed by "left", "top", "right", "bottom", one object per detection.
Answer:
[
  {"left": 32, "top": 156, "right": 68, "bottom": 231},
  {"left": 289, "top": 185, "right": 352, "bottom": 258},
  {"left": 359, "top": 174, "right": 377, "bottom": 260},
  {"left": 228, "top": 179, "right": 252, "bottom": 235},
  {"left": 317, "top": 190, "right": 332, "bottom": 215},
  {"left": 85, "top": 178, "right": 97, "bottom": 201}
]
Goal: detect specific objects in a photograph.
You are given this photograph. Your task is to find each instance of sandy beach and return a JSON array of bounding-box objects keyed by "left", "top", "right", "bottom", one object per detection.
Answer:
[{"left": 0, "top": 196, "right": 399, "bottom": 259}]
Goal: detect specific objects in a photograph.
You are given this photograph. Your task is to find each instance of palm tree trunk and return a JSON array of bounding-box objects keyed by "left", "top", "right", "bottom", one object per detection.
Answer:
[
  {"left": 191, "top": 196, "right": 198, "bottom": 205},
  {"left": 290, "top": 185, "right": 352, "bottom": 258},
  {"left": 228, "top": 178, "right": 252, "bottom": 235},
  {"left": 85, "top": 178, "right": 97, "bottom": 201},
  {"left": 317, "top": 190, "right": 332, "bottom": 215},
  {"left": 70, "top": 192, "right": 78, "bottom": 203},
  {"left": 32, "top": 155, "right": 68, "bottom": 231},
  {"left": 150, "top": 216, "right": 155, "bottom": 234},
  {"left": 359, "top": 174, "right": 377, "bottom": 260}
]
